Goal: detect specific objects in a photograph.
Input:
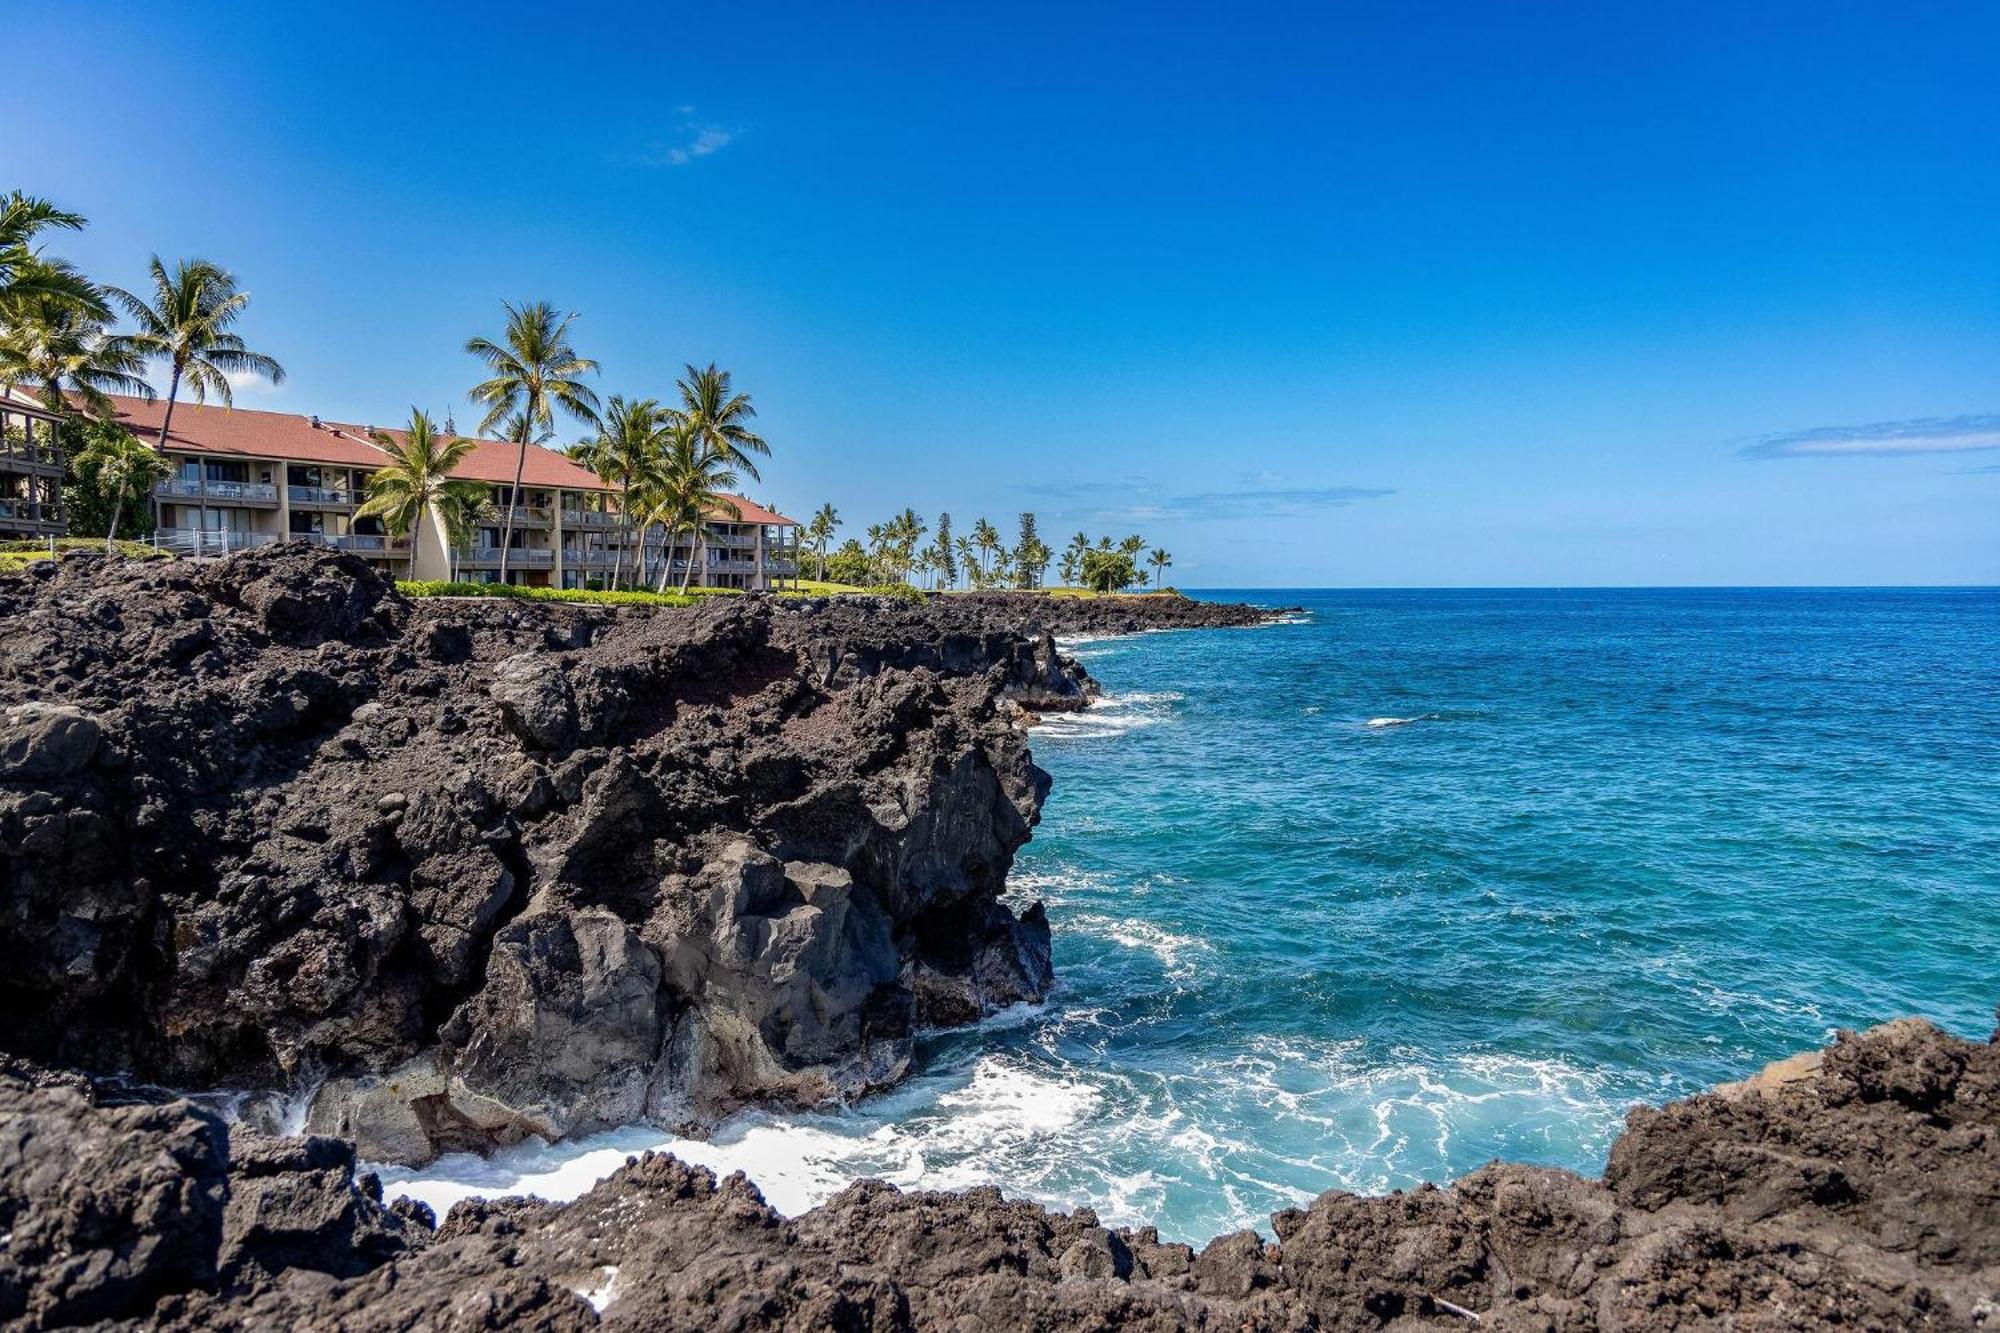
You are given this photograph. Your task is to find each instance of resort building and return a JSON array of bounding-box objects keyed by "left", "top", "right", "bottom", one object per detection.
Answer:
[
  {"left": 0, "top": 389, "right": 66, "bottom": 542},
  {"left": 98, "top": 395, "right": 799, "bottom": 589}
]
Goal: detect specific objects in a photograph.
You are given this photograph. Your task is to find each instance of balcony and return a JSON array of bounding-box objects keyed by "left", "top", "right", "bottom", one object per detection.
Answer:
[
  {"left": 0, "top": 439, "right": 63, "bottom": 472},
  {"left": 500, "top": 505, "right": 552, "bottom": 528},
  {"left": 155, "top": 528, "right": 281, "bottom": 556},
  {"left": 463, "top": 546, "right": 555, "bottom": 568},
  {"left": 288, "top": 485, "right": 355, "bottom": 508},
  {"left": 154, "top": 479, "right": 279, "bottom": 505},
  {"left": 561, "top": 510, "right": 619, "bottom": 530},
  {"left": 704, "top": 530, "right": 759, "bottom": 550},
  {"left": 0, "top": 497, "right": 62, "bottom": 529},
  {"left": 563, "top": 549, "right": 619, "bottom": 569},
  {"left": 286, "top": 531, "right": 409, "bottom": 554}
]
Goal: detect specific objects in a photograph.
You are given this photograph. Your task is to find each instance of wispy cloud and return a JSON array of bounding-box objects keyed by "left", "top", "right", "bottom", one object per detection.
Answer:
[
  {"left": 636, "top": 107, "right": 737, "bottom": 167},
  {"left": 1739, "top": 414, "right": 2000, "bottom": 459},
  {"left": 1013, "top": 480, "right": 1393, "bottom": 523},
  {"left": 222, "top": 369, "right": 281, "bottom": 399},
  {"left": 1011, "top": 476, "right": 1157, "bottom": 500},
  {"left": 1154, "top": 485, "right": 1395, "bottom": 520}
]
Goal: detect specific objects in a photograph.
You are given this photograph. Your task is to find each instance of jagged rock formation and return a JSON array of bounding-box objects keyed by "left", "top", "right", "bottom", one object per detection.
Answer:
[
  {"left": 4, "top": 1018, "right": 1996, "bottom": 1330},
  {"left": 0, "top": 548, "right": 1092, "bottom": 1165},
  {"left": 948, "top": 589, "right": 1297, "bottom": 637}
]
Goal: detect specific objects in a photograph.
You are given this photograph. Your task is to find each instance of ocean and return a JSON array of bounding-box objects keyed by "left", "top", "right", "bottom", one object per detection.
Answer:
[{"left": 382, "top": 587, "right": 2000, "bottom": 1243}]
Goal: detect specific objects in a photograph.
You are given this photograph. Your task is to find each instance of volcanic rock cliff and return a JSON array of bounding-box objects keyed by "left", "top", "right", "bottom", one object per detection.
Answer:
[
  {"left": 0, "top": 547, "right": 1097, "bottom": 1165},
  {"left": 5, "top": 1018, "right": 1996, "bottom": 1330}
]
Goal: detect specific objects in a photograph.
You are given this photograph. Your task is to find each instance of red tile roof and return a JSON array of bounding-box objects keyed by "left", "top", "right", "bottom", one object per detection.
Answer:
[
  {"left": 110, "top": 396, "right": 390, "bottom": 469},
  {"left": 103, "top": 396, "right": 797, "bottom": 525}
]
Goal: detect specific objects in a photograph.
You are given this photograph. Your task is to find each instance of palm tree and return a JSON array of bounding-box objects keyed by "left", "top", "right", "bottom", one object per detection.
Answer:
[
  {"left": 670, "top": 363, "right": 768, "bottom": 482},
  {"left": 646, "top": 428, "right": 743, "bottom": 594},
  {"left": 1149, "top": 547, "right": 1173, "bottom": 590},
  {"left": 466, "top": 301, "right": 601, "bottom": 582},
  {"left": 955, "top": 535, "right": 979, "bottom": 588},
  {"left": 357, "top": 410, "right": 486, "bottom": 579},
  {"left": 0, "top": 293, "right": 154, "bottom": 419},
  {"left": 1061, "top": 532, "right": 1090, "bottom": 588},
  {"left": 573, "top": 396, "right": 669, "bottom": 589},
  {"left": 971, "top": 517, "right": 1002, "bottom": 585},
  {"left": 806, "top": 503, "right": 839, "bottom": 580},
  {"left": 108, "top": 258, "right": 283, "bottom": 542},
  {"left": 71, "top": 427, "right": 167, "bottom": 547},
  {"left": 0, "top": 193, "right": 105, "bottom": 318}
]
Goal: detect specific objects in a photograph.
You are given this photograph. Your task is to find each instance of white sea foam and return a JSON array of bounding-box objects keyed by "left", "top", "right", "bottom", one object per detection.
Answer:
[
  {"left": 1364, "top": 713, "right": 1436, "bottom": 728},
  {"left": 1035, "top": 691, "right": 1183, "bottom": 741}
]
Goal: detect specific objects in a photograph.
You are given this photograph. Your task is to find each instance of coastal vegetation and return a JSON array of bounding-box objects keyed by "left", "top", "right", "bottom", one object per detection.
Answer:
[
  {"left": 465, "top": 301, "right": 601, "bottom": 581},
  {"left": 1, "top": 188, "right": 1177, "bottom": 601},
  {"left": 806, "top": 504, "right": 1172, "bottom": 595},
  {"left": 358, "top": 410, "right": 488, "bottom": 578}
]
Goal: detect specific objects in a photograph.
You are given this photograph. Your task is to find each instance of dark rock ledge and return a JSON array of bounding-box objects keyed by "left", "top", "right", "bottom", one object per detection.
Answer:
[
  {"left": 0, "top": 547, "right": 1105, "bottom": 1167},
  {"left": 4, "top": 1018, "right": 1997, "bottom": 1329}
]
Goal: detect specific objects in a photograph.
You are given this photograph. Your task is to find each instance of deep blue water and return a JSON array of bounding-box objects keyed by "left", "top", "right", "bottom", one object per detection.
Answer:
[{"left": 392, "top": 587, "right": 2000, "bottom": 1242}]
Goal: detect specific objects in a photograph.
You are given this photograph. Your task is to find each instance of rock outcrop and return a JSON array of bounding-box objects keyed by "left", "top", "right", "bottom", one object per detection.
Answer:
[
  {"left": 5, "top": 1018, "right": 1996, "bottom": 1330},
  {"left": 0, "top": 548, "right": 1087, "bottom": 1165}
]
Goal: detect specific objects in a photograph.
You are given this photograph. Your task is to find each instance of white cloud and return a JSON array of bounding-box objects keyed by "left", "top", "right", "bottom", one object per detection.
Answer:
[
  {"left": 1740, "top": 414, "right": 2000, "bottom": 459},
  {"left": 222, "top": 370, "right": 280, "bottom": 398},
  {"left": 637, "top": 111, "right": 737, "bottom": 167}
]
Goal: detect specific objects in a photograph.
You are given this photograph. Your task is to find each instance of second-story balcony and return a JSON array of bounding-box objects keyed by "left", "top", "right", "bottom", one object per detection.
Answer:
[
  {"left": 500, "top": 505, "right": 553, "bottom": 528},
  {"left": 561, "top": 509, "right": 619, "bottom": 530},
  {"left": 288, "top": 484, "right": 355, "bottom": 508},
  {"left": 154, "top": 478, "right": 279, "bottom": 505},
  {"left": 463, "top": 546, "right": 555, "bottom": 568},
  {"left": 286, "top": 531, "right": 408, "bottom": 554}
]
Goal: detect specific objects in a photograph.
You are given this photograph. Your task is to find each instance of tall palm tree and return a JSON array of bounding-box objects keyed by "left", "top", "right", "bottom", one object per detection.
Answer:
[
  {"left": 971, "top": 517, "right": 1002, "bottom": 585},
  {"left": 466, "top": 301, "right": 601, "bottom": 582},
  {"left": 108, "top": 258, "right": 283, "bottom": 538},
  {"left": 0, "top": 193, "right": 105, "bottom": 318},
  {"left": 71, "top": 427, "right": 168, "bottom": 547},
  {"left": 670, "top": 362, "right": 768, "bottom": 485},
  {"left": 1060, "top": 531, "right": 1090, "bottom": 588},
  {"left": 0, "top": 293, "right": 154, "bottom": 419},
  {"left": 645, "top": 428, "right": 743, "bottom": 593},
  {"left": 1149, "top": 547, "right": 1173, "bottom": 590},
  {"left": 357, "top": 410, "right": 486, "bottom": 579},
  {"left": 574, "top": 396, "right": 669, "bottom": 589},
  {"left": 805, "top": 503, "right": 839, "bottom": 581}
]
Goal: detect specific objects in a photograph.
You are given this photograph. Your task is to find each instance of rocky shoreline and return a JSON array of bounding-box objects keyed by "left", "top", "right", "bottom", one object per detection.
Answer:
[
  {"left": 0, "top": 548, "right": 1159, "bottom": 1167},
  {"left": 4, "top": 1018, "right": 1995, "bottom": 1329},
  {"left": 4, "top": 551, "right": 1992, "bottom": 1330}
]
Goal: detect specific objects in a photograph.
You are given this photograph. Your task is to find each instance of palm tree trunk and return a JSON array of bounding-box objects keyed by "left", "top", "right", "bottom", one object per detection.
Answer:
[
  {"left": 409, "top": 508, "right": 424, "bottom": 580},
  {"left": 610, "top": 489, "right": 628, "bottom": 590},
  {"left": 110, "top": 364, "right": 181, "bottom": 552},
  {"left": 679, "top": 528, "right": 701, "bottom": 594},
  {"left": 498, "top": 418, "right": 529, "bottom": 583},
  {"left": 655, "top": 522, "right": 678, "bottom": 594}
]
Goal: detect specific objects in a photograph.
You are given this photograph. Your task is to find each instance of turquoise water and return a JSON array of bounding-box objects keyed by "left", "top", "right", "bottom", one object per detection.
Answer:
[{"left": 391, "top": 588, "right": 2000, "bottom": 1242}]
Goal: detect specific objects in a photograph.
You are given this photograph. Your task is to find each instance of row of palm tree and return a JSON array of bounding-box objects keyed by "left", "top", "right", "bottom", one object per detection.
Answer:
[
  {"left": 798, "top": 505, "right": 1172, "bottom": 593},
  {"left": 1, "top": 195, "right": 778, "bottom": 582},
  {"left": 0, "top": 192, "right": 288, "bottom": 546}
]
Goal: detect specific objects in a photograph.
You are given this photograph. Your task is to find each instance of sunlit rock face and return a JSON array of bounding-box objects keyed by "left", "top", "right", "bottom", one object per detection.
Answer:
[{"left": 0, "top": 548, "right": 1085, "bottom": 1163}]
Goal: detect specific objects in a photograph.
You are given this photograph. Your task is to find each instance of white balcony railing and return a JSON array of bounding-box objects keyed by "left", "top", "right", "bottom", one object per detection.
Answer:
[
  {"left": 154, "top": 479, "right": 278, "bottom": 502},
  {"left": 288, "top": 485, "right": 354, "bottom": 506},
  {"left": 286, "top": 531, "right": 407, "bottom": 553},
  {"left": 154, "top": 528, "right": 281, "bottom": 556},
  {"left": 464, "top": 547, "right": 554, "bottom": 567},
  {"left": 561, "top": 510, "right": 619, "bottom": 529}
]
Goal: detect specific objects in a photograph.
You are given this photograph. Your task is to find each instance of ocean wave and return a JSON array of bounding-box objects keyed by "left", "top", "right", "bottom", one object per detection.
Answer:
[
  {"left": 1034, "top": 691, "right": 1184, "bottom": 741},
  {"left": 1364, "top": 713, "right": 1438, "bottom": 728}
]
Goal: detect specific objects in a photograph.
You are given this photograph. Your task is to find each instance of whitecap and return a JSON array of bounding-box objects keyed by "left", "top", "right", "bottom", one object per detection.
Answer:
[{"left": 1364, "top": 714, "right": 1436, "bottom": 728}]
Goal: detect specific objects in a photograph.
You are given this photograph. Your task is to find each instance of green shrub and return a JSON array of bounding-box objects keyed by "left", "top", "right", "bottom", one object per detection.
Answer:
[
  {"left": 0, "top": 537, "right": 171, "bottom": 560},
  {"left": 395, "top": 580, "right": 721, "bottom": 608}
]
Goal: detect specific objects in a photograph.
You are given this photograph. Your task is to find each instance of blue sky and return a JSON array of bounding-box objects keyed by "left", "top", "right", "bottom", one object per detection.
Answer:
[{"left": 7, "top": 2, "right": 1997, "bottom": 585}]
